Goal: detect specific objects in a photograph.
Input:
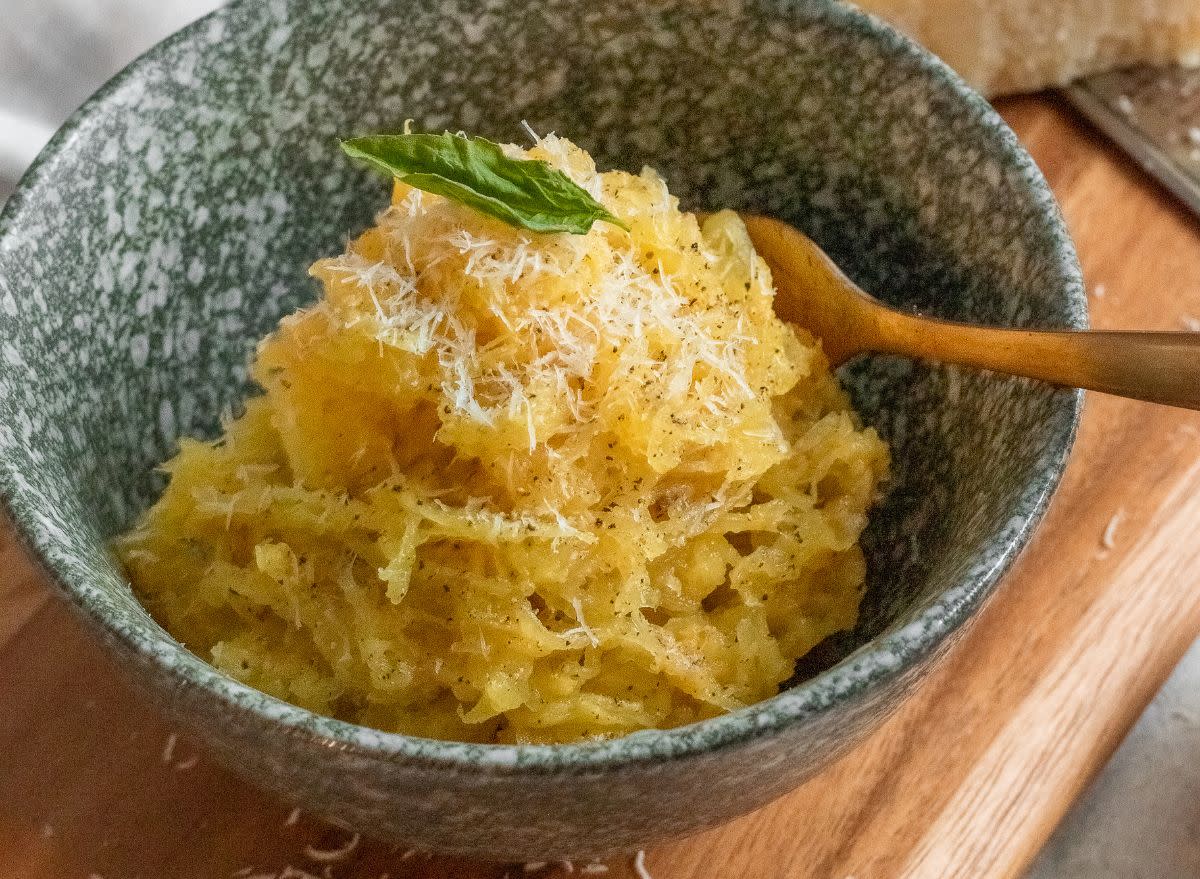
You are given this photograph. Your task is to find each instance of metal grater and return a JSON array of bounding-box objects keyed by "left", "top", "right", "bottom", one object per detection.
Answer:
[{"left": 1065, "top": 65, "right": 1200, "bottom": 216}]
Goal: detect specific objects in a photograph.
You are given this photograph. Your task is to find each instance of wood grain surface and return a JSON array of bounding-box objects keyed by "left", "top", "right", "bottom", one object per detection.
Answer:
[{"left": 4, "top": 95, "right": 1200, "bottom": 879}]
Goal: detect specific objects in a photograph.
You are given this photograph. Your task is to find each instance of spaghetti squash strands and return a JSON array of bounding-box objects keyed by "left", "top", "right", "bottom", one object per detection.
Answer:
[{"left": 117, "top": 136, "right": 889, "bottom": 744}]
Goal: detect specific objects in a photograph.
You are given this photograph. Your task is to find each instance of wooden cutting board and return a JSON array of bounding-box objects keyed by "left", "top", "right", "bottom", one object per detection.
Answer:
[{"left": 4, "top": 95, "right": 1200, "bottom": 879}]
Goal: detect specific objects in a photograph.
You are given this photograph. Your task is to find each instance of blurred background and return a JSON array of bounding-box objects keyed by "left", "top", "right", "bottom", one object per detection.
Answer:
[
  {"left": 0, "top": 0, "right": 218, "bottom": 197},
  {"left": 3, "top": 2, "right": 1200, "bottom": 877}
]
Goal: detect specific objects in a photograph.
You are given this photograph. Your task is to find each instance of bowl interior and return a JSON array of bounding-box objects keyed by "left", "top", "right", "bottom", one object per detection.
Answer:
[{"left": 0, "top": 0, "right": 1083, "bottom": 743}]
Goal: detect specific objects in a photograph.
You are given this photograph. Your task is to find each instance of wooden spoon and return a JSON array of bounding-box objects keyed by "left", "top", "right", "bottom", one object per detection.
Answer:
[{"left": 741, "top": 213, "right": 1200, "bottom": 410}]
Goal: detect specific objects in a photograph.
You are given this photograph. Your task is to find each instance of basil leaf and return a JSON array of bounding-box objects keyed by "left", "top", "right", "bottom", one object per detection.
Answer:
[{"left": 341, "top": 132, "right": 628, "bottom": 235}]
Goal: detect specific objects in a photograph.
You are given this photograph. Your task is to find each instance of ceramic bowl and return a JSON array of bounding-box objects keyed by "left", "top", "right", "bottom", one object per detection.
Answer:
[{"left": 0, "top": 0, "right": 1085, "bottom": 861}]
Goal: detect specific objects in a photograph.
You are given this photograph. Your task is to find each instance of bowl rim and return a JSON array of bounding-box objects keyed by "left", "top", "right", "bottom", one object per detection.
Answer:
[{"left": 0, "top": 0, "right": 1086, "bottom": 773}]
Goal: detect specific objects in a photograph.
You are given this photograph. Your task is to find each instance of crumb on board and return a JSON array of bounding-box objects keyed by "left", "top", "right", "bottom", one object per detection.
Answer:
[
  {"left": 175, "top": 755, "right": 199, "bottom": 771},
  {"left": 1181, "top": 315, "right": 1200, "bottom": 332},
  {"left": 239, "top": 868, "right": 326, "bottom": 879},
  {"left": 40, "top": 823, "right": 54, "bottom": 838},
  {"left": 1116, "top": 94, "right": 1135, "bottom": 115},
  {"left": 1092, "top": 283, "right": 1106, "bottom": 299},
  {"left": 520, "top": 861, "right": 603, "bottom": 875},
  {"left": 1101, "top": 510, "right": 1125, "bottom": 552},
  {"left": 399, "top": 849, "right": 417, "bottom": 861},
  {"left": 634, "top": 851, "right": 653, "bottom": 879},
  {"left": 280, "top": 868, "right": 322, "bottom": 879},
  {"left": 161, "top": 732, "right": 178, "bottom": 764},
  {"left": 285, "top": 807, "right": 302, "bottom": 827},
  {"left": 233, "top": 859, "right": 397, "bottom": 879},
  {"left": 303, "top": 832, "right": 361, "bottom": 863}
]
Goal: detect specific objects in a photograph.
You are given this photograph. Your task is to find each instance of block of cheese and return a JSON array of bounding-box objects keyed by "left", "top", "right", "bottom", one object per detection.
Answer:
[{"left": 854, "top": 0, "right": 1200, "bottom": 95}]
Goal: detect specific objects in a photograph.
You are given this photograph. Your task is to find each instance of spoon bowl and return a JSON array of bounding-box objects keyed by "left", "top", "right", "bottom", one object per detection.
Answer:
[{"left": 745, "top": 213, "right": 1200, "bottom": 409}]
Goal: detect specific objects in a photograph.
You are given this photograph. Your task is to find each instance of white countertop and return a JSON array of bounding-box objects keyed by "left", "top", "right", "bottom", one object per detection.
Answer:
[
  {"left": 0, "top": 0, "right": 217, "bottom": 178},
  {"left": 0, "top": 3, "right": 1193, "bottom": 875}
]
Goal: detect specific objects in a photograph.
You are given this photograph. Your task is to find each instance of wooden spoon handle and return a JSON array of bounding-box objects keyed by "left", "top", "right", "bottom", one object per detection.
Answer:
[{"left": 871, "top": 310, "right": 1200, "bottom": 410}]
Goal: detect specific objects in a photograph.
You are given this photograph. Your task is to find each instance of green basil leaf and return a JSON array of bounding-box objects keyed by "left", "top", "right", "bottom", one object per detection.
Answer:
[{"left": 340, "top": 132, "right": 628, "bottom": 235}]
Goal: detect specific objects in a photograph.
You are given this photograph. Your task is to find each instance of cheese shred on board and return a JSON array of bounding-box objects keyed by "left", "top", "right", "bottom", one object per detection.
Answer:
[{"left": 117, "top": 136, "right": 889, "bottom": 744}]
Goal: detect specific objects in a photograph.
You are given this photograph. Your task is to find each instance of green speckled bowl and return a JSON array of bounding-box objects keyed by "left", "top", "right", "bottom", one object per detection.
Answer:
[{"left": 0, "top": 0, "right": 1084, "bottom": 861}]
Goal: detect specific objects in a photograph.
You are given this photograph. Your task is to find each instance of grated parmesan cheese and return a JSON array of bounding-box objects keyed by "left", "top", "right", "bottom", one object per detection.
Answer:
[
  {"left": 633, "top": 851, "right": 653, "bottom": 879},
  {"left": 280, "top": 868, "right": 323, "bottom": 879},
  {"left": 1101, "top": 509, "right": 1125, "bottom": 551},
  {"left": 303, "top": 833, "right": 360, "bottom": 863},
  {"left": 563, "top": 596, "right": 601, "bottom": 647}
]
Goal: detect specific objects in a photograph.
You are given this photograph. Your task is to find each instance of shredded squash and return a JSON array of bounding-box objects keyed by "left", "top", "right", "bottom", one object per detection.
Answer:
[{"left": 118, "top": 136, "right": 889, "bottom": 744}]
